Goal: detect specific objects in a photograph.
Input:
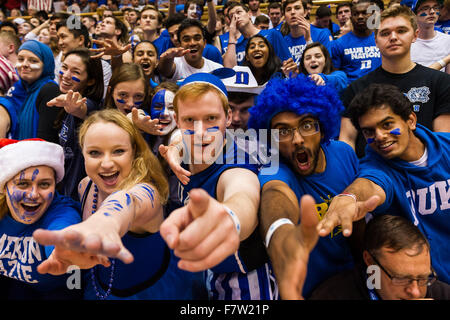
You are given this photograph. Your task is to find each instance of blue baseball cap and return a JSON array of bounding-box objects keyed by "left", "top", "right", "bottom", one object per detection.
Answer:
[{"left": 405, "top": 0, "right": 443, "bottom": 12}]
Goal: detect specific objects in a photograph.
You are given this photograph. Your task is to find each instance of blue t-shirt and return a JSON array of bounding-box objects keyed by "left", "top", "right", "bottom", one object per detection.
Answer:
[
  {"left": 358, "top": 124, "right": 450, "bottom": 284},
  {"left": 153, "top": 33, "right": 173, "bottom": 58},
  {"left": 221, "top": 29, "right": 293, "bottom": 65},
  {"left": 435, "top": 20, "right": 450, "bottom": 34},
  {"left": 284, "top": 29, "right": 333, "bottom": 66},
  {"left": 0, "top": 193, "right": 81, "bottom": 291},
  {"left": 258, "top": 141, "right": 359, "bottom": 298},
  {"left": 330, "top": 32, "right": 381, "bottom": 82}
]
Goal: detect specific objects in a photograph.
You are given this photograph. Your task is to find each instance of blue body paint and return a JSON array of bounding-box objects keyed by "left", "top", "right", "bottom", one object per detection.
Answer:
[
  {"left": 126, "top": 193, "right": 132, "bottom": 206},
  {"left": 390, "top": 128, "right": 401, "bottom": 135},
  {"left": 31, "top": 169, "right": 39, "bottom": 181},
  {"left": 140, "top": 184, "right": 155, "bottom": 208}
]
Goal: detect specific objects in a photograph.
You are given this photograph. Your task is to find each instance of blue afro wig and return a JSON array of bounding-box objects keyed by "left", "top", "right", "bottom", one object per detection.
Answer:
[{"left": 248, "top": 75, "right": 344, "bottom": 143}]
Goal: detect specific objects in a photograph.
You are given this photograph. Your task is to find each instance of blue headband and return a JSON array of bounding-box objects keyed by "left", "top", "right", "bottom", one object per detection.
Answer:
[{"left": 180, "top": 72, "right": 228, "bottom": 98}]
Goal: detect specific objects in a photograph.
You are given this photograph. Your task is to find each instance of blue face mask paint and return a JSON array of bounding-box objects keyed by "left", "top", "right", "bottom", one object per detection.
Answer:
[
  {"left": 390, "top": 128, "right": 401, "bottom": 135},
  {"left": 150, "top": 89, "right": 167, "bottom": 120}
]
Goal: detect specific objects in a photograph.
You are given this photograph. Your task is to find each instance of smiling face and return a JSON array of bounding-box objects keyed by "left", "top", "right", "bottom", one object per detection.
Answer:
[
  {"left": 375, "top": 16, "right": 418, "bottom": 59},
  {"left": 246, "top": 36, "right": 269, "bottom": 69},
  {"left": 179, "top": 26, "right": 206, "bottom": 66},
  {"left": 4, "top": 166, "right": 55, "bottom": 224},
  {"left": 271, "top": 112, "right": 323, "bottom": 176},
  {"left": 176, "top": 89, "right": 231, "bottom": 166},
  {"left": 303, "top": 46, "right": 326, "bottom": 74},
  {"left": 112, "top": 79, "right": 146, "bottom": 115},
  {"left": 133, "top": 42, "right": 158, "bottom": 77},
  {"left": 16, "top": 50, "right": 44, "bottom": 83},
  {"left": 59, "top": 53, "right": 89, "bottom": 93},
  {"left": 57, "top": 26, "right": 85, "bottom": 55},
  {"left": 358, "top": 104, "right": 417, "bottom": 160},
  {"left": 82, "top": 121, "right": 134, "bottom": 195},
  {"left": 187, "top": 4, "right": 203, "bottom": 19},
  {"left": 151, "top": 89, "right": 177, "bottom": 135}
]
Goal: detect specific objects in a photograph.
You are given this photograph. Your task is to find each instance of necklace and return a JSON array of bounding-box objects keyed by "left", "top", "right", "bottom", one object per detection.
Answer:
[{"left": 89, "top": 183, "right": 116, "bottom": 300}]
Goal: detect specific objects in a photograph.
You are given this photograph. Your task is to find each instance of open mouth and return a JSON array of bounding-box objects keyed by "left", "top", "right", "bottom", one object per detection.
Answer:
[
  {"left": 99, "top": 172, "right": 119, "bottom": 186},
  {"left": 309, "top": 64, "right": 319, "bottom": 70},
  {"left": 141, "top": 61, "right": 151, "bottom": 70},
  {"left": 21, "top": 203, "right": 41, "bottom": 212},
  {"left": 253, "top": 53, "right": 264, "bottom": 60},
  {"left": 295, "top": 150, "right": 311, "bottom": 172},
  {"left": 189, "top": 48, "right": 198, "bottom": 54}
]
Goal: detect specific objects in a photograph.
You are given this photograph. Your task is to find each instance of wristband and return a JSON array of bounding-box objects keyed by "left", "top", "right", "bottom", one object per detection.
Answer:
[
  {"left": 264, "top": 218, "right": 294, "bottom": 248},
  {"left": 228, "top": 42, "right": 237, "bottom": 45},
  {"left": 438, "top": 59, "right": 446, "bottom": 68},
  {"left": 223, "top": 205, "right": 241, "bottom": 235},
  {"left": 335, "top": 192, "right": 357, "bottom": 202}
]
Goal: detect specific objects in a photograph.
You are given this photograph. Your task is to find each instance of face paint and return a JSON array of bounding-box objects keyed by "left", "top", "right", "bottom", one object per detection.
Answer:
[
  {"left": 31, "top": 168, "right": 39, "bottom": 181},
  {"left": 390, "top": 128, "right": 401, "bottom": 135},
  {"left": 206, "top": 126, "right": 220, "bottom": 132},
  {"left": 71, "top": 76, "right": 81, "bottom": 82},
  {"left": 134, "top": 100, "right": 144, "bottom": 108},
  {"left": 116, "top": 98, "right": 126, "bottom": 104},
  {"left": 419, "top": 12, "right": 428, "bottom": 16},
  {"left": 183, "top": 129, "right": 195, "bottom": 135},
  {"left": 151, "top": 89, "right": 177, "bottom": 135},
  {"left": 29, "top": 63, "right": 42, "bottom": 70},
  {"left": 15, "top": 62, "right": 23, "bottom": 68}
]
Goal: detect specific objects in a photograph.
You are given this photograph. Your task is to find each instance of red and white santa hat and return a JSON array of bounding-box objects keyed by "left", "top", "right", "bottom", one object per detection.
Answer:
[{"left": 0, "top": 138, "right": 65, "bottom": 191}]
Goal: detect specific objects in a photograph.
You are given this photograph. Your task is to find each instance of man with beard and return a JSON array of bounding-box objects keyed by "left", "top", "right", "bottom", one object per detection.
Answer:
[
  {"left": 330, "top": 0, "right": 382, "bottom": 82},
  {"left": 158, "top": 19, "right": 223, "bottom": 81},
  {"left": 248, "top": 75, "right": 361, "bottom": 299}
]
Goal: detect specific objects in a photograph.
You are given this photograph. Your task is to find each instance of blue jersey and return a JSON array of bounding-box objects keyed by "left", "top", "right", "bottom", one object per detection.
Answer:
[
  {"left": 178, "top": 138, "right": 276, "bottom": 300},
  {"left": 330, "top": 32, "right": 381, "bottom": 82},
  {"left": 153, "top": 33, "right": 172, "bottom": 57},
  {"left": 258, "top": 141, "right": 359, "bottom": 298},
  {"left": 0, "top": 193, "right": 81, "bottom": 292},
  {"left": 435, "top": 20, "right": 450, "bottom": 34},
  {"left": 284, "top": 30, "right": 333, "bottom": 66},
  {"left": 358, "top": 124, "right": 450, "bottom": 284},
  {"left": 221, "top": 29, "right": 292, "bottom": 65}
]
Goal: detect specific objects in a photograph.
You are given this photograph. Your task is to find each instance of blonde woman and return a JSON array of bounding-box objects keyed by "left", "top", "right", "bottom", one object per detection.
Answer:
[{"left": 34, "top": 109, "right": 207, "bottom": 300}]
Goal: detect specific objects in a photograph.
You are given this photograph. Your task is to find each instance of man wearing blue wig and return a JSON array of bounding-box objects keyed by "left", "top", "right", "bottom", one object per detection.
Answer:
[{"left": 250, "top": 75, "right": 364, "bottom": 299}]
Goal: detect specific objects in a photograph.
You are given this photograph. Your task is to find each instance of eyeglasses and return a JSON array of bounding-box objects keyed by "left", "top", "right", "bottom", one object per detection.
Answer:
[
  {"left": 275, "top": 120, "right": 320, "bottom": 142},
  {"left": 369, "top": 252, "right": 437, "bottom": 287},
  {"left": 417, "top": 5, "right": 441, "bottom": 13}
]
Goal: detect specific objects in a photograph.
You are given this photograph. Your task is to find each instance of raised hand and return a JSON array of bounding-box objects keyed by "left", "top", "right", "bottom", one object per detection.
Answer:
[
  {"left": 158, "top": 140, "right": 191, "bottom": 185},
  {"left": 317, "top": 195, "right": 380, "bottom": 237},
  {"left": 308, "top": 74, "right": 325, "bottom": 86},
  {"left": 47, "top": 90, "right": 87, "bottom": 118},
  {"left": 129, "top": 107, "right": 163, "bottom": 135},
  {"left": 281, "top": 58, "right": 299, "bottom": 78},
  {"left": 90, "top": 39, "right": 132, "bottom": 59},
  {"left": 159, "top": 188, "right": 240, "bottom": 272},
  {"left": 159, "top": 47, "right": 191, "bottom": 61}
]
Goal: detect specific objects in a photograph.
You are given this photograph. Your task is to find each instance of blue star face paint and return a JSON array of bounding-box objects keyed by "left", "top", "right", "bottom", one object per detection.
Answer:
[
  {"left": 390, "top": 128, "right": 401, "bottom": 135},
  {"left": 150, "top": 89, "right": 177, "bottom": 135}
]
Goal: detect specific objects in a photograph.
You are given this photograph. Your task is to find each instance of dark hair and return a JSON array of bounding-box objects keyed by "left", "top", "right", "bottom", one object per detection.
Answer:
[
  {"left": 164, "top": 12, "right": 186, "bottom": 29},
  {"left": 56, "top": 18, "right": 91, "bottom": 47},
  {"left": 268, "top": 2, "right": 282, "bottom": 11},
  {"left": 254, "top": 15, "right": 270, "bottom": 25},
  {"left": 50, "top": 12, "right": 70, "bottom": 21},
  {"left": 364, "top": 215, "right": 430, "bottom": 258},
  {"left": 228, "top": 91, "right": 256, "bottom": 104},
  {"left": 242, "top": 34, "right": 282, "bottom": 85},
  {"left": 63, "top": 48, "right": 105, "bottom": 103},
  {"left": 371, "top": 0, "right": 385, "bottom": 11},
  {"left": 226, "top": 2, "right": 250, "bottom": 18},
  {"left": 112, "top": 16, "right": 129, "bottom": 44},
  {"left": 283, "top": 0, "right": 303, "bottom": 13},
  {"left": 0, "top": 21, "right": 18, "bottom": 35},
  {"left": 348, "top": 83, "right": 413, "bottom": 131},
  {"left": 177, "top": 18, "right": 206, "bottom": 43},
  {"left": 36, "top": 10, "right": 49, "bottom": 21},
  {"left": 316, "top": 4, "right": 332, "bottom": 18},
  {"left": 184, "top": 0, "right": 205, "bottom": 15},
  {"left": 336, "top": 2, "right": 352, "bottom": 15},
  {"left": 300, "top": 42, "right": 335, "bottom": 75}
]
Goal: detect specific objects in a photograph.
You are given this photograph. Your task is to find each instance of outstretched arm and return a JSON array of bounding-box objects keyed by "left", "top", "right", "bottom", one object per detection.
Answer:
[
  {"left": 259, "top": 180, "right": 319, "bottom": 299},
  {"left": 317, "top": 178, "right": 384, "bottom": 238},
  {"left": 160, "top": 168, "right": 260, "bottom": 272},
  {"left": 0, "top": 105, "right": 11, "bottom": 138},
  {"left": 33, "top": 183, "right": 163, "bottom": 275}
]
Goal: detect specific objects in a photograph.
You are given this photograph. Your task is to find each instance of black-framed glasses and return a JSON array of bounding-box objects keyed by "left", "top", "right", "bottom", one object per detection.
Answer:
[
  {"left": 369, "top": 252, "right": 437, "bottom": 287},
  {"left": 275, "top": 120, "right": 320, "bottom": 142},
  {"left": 417, "top": 5, "right": 441, "bottom": 13}
]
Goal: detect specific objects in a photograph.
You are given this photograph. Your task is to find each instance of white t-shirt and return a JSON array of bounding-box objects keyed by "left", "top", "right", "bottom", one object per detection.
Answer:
[
  {"left": 411, "top": 31, "right": 450, "bottom": 72},
  {"left": 170, "top": 56, "right": 223, "bottom": 81}
]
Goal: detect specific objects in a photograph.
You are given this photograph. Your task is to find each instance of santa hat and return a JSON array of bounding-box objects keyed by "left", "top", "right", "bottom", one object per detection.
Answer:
[{"left": 0, "top": 138, "right": 65, "bottom": 191}]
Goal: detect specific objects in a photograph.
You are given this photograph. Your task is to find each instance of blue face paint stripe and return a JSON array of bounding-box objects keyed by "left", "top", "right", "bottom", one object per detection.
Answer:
[
  {"left": 31, "top": 169, "right": 39, "bottom": 181},
  {"left": 183, "top": 129, "right": 195, "bottom": 135},
  {"left": 116, "top": 98, "right": 126, "bottom": 104},
  {"left": 71, "top": 76, "right": 81, "bottom": 82},
  {"left": 390, "top": 128, "right": 401, "bottom": 135},
  {"left": 206, "top": 126, "right": 220, "bottom": 132}
]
